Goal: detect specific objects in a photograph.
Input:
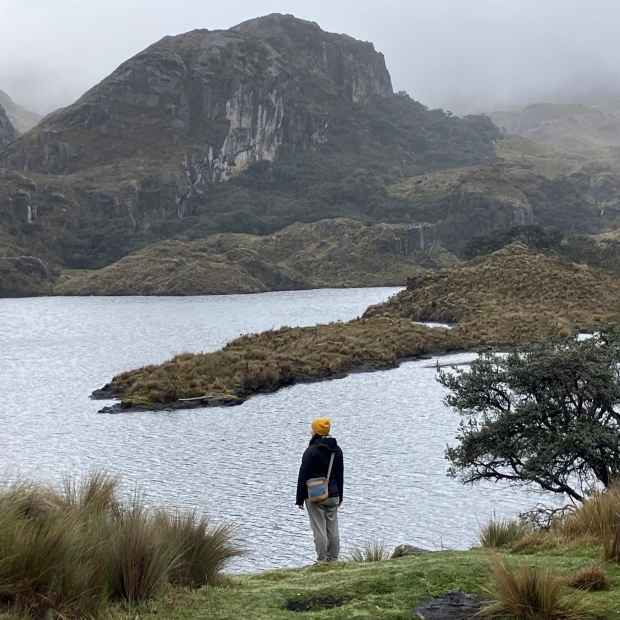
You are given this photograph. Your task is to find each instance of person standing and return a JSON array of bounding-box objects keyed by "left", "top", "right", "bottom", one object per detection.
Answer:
[{"left": 296, "top": 417, "right": 344, "bottom": 562}]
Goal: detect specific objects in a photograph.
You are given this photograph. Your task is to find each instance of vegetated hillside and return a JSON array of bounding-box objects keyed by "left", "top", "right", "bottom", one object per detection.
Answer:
[
  {"left": 0, "top": 103, "right": 16, "bottom": 148},
  {"left": 55, "top": 218, "right": 455, "bottom": 295},
  {"left": 491, "top": 102, "right": 620, "bottom": 152},
  {"left": 365, "top": 243, "right": 620, "bottom": 345},
  {"left": 386, "top": 138, "right": 620, "bottom": 252},
  {"left": 0, "top": 90, "right": 40, "bottom": 134},
  {"left": 0, "top": 13, "right": 498, "bottom": 281}
]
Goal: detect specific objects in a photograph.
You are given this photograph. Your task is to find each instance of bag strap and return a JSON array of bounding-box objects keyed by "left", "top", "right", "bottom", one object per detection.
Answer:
[{"left": 326, "top": 453, "right": 335, "bottom": 481}]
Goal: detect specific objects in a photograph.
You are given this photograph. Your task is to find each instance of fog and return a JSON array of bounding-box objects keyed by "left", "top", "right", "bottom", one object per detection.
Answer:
[{"left": 2, "top": 0, "right": 619, "bottom": 115}]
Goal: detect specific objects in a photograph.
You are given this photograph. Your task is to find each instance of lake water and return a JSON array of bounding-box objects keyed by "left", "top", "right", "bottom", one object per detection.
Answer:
[{"left": 0, "top": 288, "right": 558, "bottom": 571}]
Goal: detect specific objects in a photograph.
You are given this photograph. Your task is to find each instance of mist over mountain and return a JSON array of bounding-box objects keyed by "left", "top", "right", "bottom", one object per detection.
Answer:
[{"left": 3, "top": 0, "right": 620, "bottom": 116}]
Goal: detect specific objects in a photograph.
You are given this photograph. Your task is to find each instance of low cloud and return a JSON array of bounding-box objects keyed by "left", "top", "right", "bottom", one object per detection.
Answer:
[{"left": 2, "top": 0, "right": 619, "bottom": 114}]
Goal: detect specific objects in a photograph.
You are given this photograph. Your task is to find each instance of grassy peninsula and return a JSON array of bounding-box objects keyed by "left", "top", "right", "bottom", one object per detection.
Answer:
[{"left": 95, "top": 244, "right": 620, "bottom": 412}]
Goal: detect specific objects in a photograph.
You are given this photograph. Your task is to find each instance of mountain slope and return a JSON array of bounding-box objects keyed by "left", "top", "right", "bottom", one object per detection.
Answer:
[
  {"left": 0, "top": 90, "right": 41, "bottom": 133},
  {"left": 491, "top": 102, "right": 620, "bottom": 152},
  {"left": 0, "top": 13, "right": 499, "bottom": 281},
  {"left": 54, "top": 218, "right": 455, "bottom": 295}
]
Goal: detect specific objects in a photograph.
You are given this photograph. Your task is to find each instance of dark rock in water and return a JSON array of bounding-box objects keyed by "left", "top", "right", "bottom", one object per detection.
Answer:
[
  {"left": 392, "top": 544, "right": 432, "bottom": 558},
  {"left": 414, "top": 592, "right": 485, "bottom": 620},
  {"left": 96, "top": 392, "right": 244, "bottom": 414}
]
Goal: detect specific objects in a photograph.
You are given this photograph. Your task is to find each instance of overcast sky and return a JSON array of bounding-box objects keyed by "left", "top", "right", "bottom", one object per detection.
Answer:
[{"left": 2, "top": 0, "right": 619, "bottom": 115}]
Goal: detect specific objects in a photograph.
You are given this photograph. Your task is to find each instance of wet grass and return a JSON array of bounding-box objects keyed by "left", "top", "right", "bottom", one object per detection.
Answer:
[{"left": 96, "top": 549, "right": 620, "bottom": 620}]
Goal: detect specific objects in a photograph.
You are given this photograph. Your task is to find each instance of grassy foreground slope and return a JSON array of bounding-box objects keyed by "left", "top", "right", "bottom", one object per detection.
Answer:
[
  {"left": 101, "top": 550, "right": 620, "bottom": 619},
  {"left": 95, "top": 244, "right": 620, "bottom": 411}
]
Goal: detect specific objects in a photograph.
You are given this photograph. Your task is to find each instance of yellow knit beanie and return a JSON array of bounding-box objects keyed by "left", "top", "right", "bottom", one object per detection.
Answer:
[{"left": 311, "top": 417, "right": 331, "bottom": 436}]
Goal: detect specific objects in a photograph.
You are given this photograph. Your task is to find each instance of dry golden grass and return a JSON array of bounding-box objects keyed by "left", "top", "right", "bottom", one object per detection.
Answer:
[
  {"left": 561, "top": 487, "right": 620, "bottom": 543},
  {"left": 482, "top": 557, "right": 596, "bottom": 619},
  {"left": 566, "top": 565, "right": 610, "bottom": 591},
  {"left": 106, "top": 318, "right": 462, "bottom": 406},
  {"left": 366, "top": 243, "right": 620, "bottom": 346}
]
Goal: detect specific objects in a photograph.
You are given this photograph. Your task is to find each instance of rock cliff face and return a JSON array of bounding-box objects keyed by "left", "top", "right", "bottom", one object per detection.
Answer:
[
  {"left": 2, "top": 14, "right": 393, "bottom": 178},
  {"left": 0, "top": 103, "right": 17, "bottom": 148}
]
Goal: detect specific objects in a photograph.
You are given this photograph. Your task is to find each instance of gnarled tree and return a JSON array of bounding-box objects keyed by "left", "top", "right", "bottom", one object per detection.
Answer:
[{"left": 439, "top": 333, "right": 620, "bottom": 502}]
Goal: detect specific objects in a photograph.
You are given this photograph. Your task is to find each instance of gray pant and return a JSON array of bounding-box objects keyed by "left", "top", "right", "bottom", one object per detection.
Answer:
[{"left": 306, "top": 497, "right": 340, "bottom": 561}]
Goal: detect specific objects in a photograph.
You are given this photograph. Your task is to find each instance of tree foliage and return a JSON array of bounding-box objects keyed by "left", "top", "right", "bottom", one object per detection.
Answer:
[{"left": 439, "top": 334, "right": 620, "bottom": 502}]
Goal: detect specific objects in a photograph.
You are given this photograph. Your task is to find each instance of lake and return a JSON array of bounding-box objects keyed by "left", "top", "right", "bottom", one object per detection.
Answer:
[{"left": 0, "top": 288, "right": 558, "bottom": 571}]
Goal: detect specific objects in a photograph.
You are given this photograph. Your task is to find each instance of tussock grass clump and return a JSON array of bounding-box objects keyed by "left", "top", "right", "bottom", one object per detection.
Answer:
[
  {"left": 567, "top": 565, "right": 610, "bottom": 591},
  {"left": 0, "top": 505, "right": 107, "bottom": 618},
  {"left": 480, "top": 518, "right": 530, "bottom": 549},
  {"left": 0, "top": 473, "right": 239, "bottom": 618},
  {"left": 561, "top": 487, "right": 620, "bottom": 542},
  {"left": 155, "top": 511, "right": 242, "bottom": 588},
  {"left": 603, "top": 519, "right": 620, "bottom": 562},
  {"left": 350, "top": 540, "right": 391, "bottom": 563},
  {"left": 104, "top": 498, "right": 181, "bottom": 603},
  {"left": 482, "top": 557, "right": 595, "bottom": 619}
]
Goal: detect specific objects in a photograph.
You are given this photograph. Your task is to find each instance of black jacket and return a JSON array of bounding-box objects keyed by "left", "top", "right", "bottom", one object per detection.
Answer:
[{"left": 296, "top": 435, "right": 344, "bottom": 506}]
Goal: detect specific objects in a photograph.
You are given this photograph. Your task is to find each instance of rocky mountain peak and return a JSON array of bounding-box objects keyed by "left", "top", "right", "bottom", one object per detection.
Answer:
[{"left": 1, "top": 13, "right": 394, "bottom": 176}]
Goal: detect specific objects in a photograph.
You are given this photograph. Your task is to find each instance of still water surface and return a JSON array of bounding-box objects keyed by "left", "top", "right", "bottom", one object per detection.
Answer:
[{"left": 0, "top": 288, "right": 558, "bottom": 571}]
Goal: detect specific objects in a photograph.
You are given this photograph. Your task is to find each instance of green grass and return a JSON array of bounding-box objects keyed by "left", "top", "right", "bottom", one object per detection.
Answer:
[{"left": 96, "top": 548, "right": 620, "bottom": 620}]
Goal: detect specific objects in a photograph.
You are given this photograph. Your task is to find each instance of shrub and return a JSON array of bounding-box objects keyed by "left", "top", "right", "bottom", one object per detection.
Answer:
[
  {"left": 156, "top": 511, "right": 242, "bottom": 587},
  {"left": 567, "top": 565, "right": 609, "bottom": 591},
  {"left": 480, "top": 518, "right": 530, "bottom": 549},
  {"left": 441, "top": 334, "right": 620, "bottom": 504},
  {"left": 350, "top": 540, "right": 390, "bottom": 563},
  {"left": 482, "top": 557, "right": 595, "bottom": 619}
]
